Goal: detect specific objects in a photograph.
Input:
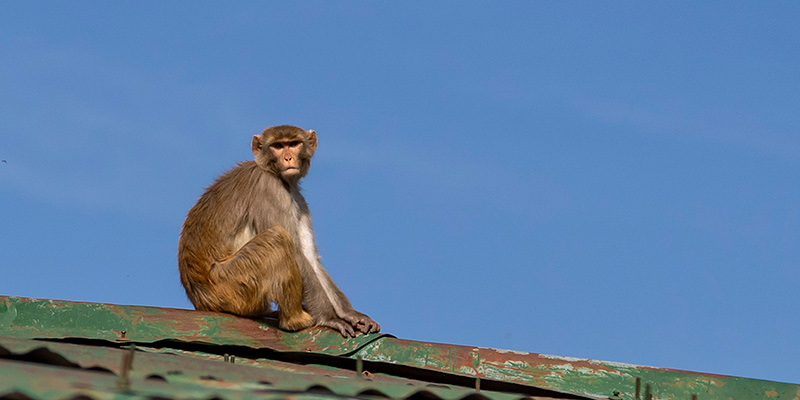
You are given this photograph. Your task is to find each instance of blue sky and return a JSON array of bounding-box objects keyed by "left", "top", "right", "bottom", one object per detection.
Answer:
[{"left": 2, "top": 2, "right": 798, "bottom": 384}]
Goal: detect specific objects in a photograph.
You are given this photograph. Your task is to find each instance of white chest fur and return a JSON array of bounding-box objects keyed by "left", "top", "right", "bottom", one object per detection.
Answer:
[{"left": 297, "top": 215, "right": 344, "bottom": 316}]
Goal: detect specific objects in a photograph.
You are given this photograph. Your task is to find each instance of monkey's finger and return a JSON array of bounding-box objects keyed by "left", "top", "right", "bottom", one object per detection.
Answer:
[
  {"left": 368, "top": 321, "right": 380, "bottom": 333},
  {"left": 354, "top": 320, "right": 369, "bottom": 333},
  {"left": 369, "top": 321, "right": 381, "bottom": 333},
  {"left": 355, "top": 319, "right": 380, "bottom": 334}
]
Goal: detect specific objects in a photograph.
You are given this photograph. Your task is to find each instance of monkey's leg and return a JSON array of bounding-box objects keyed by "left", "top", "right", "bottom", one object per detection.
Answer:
[{"left": 210, "top": 226, "right": 313, "bottom": 332}]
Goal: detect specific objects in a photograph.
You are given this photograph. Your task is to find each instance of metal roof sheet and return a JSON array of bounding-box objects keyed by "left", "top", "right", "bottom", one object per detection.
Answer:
[{"left": 1, "top": 295, "right": 797, "bottom": 400}]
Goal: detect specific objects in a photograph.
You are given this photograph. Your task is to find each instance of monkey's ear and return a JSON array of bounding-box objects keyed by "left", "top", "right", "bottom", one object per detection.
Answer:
[
  {"left": 306, "top": 129, "right": 318, "bottom": 153},
  {"left": 251, "top": 135, "right": 263, "bottom": 157}
]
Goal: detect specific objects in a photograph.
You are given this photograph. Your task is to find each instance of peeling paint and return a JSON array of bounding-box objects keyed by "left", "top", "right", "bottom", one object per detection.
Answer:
[
  {"left": 457, "top": 367, "right": 477, "bottom": 376},
  {"left": 493, "top": 349, "right": 530, "bottom": 356},
  {"left": 0, "top": 296, "right": 385, "bottom": 356},
  {"left": 2, "top": 295, "right": 798, "bottom": 400},
  {"left": 540, "top": 354, "right": 586, "bottom": 362}
]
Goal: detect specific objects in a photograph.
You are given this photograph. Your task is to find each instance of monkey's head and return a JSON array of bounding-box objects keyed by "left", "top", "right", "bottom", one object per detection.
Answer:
[{"left": 252, "top": 125, "right": 318, "bottom": 183}]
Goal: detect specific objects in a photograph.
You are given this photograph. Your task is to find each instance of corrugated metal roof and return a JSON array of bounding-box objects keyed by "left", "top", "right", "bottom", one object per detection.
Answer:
[{"left": 1, "top": 296, "right": 796, "bottom": 400}]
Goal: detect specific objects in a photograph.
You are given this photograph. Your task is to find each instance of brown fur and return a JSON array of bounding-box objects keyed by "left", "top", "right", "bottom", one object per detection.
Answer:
[{"left": 178, "top": 125, "right": 379, "bottom": 336}]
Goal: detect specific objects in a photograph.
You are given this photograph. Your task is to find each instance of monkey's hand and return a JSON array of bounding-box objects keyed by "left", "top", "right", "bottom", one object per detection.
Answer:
[{"left": 342, "top": 311, "right": 381, "bottom": 335}]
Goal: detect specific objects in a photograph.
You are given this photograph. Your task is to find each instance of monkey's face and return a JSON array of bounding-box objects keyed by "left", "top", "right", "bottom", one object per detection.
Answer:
[
  {"left": 269, "top": 139, "right": 304, "bottom": 180},
  {"left": 252, "top": 126, "right": 317, "bottom": 184}
]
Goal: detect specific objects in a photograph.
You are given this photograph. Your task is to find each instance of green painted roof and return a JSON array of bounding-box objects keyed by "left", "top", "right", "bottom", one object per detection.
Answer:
[{"left": 1, "top": 296, "right": 796, "bottom": 400}]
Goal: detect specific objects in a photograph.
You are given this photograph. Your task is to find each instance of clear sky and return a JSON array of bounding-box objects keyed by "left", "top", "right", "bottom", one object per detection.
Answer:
[{"left": 1, "top": 2, "right": 798, "bottom": 385}]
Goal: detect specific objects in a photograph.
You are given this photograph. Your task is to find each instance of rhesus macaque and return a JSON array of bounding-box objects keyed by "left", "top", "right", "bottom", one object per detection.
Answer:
[{"left": 178, "top": 125, "right": 379, "bottom": 337}]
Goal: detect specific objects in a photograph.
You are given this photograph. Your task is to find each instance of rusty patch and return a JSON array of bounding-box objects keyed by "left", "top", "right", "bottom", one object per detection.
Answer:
[
  {"left": 0, "top": 296, "right": 384, "bottom": 355},
  {"left": 3, "top": 295, "right": 799, "bottom": 400}
]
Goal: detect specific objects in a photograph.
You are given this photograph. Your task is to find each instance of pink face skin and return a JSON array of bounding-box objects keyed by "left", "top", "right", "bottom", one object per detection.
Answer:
[{"left": 269, "top": 139, "right": 304, "bottom": 179}]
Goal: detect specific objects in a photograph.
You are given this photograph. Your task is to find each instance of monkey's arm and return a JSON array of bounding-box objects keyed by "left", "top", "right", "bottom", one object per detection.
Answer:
[
  {"left": 295, "top": 249, "right": 380, "bottom": 336},
  {"left": 311, "top": 264, "right": 380, "bottom": 334},
  {"left": 295, "top": 202, "right": 379, "bottom": 335},
  {"left": 297, "top": 263, "right": 357, "bottom": 337}
]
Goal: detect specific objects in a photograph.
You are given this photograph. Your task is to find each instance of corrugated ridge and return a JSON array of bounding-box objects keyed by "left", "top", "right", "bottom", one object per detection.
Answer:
[
  {"left": 3, "top": 296, "right": 800, "bottom": 400},
  {"left": 0, "top": 338, "right": 580, "bottom": 400}
]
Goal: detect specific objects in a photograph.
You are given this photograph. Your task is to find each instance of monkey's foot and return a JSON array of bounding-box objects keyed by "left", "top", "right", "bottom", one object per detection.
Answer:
[
  {"left": 317, "top": 318, "right": 358, "bottom": 337},
  {"left": 279, "top": 310, "right": 314, "bottom": 331}
]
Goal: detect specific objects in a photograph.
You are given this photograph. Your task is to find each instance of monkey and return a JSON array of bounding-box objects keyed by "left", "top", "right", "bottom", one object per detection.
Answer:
[{"left": 178, "top": 125, "right": 380, "bottom": 337}]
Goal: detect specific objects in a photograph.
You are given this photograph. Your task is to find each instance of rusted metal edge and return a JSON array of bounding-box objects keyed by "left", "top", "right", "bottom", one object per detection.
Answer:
[
  {"left": 353, "top": 338, "right": 800, "bottom": 400},
  {"left": 0, "top": 293, "right": 598, "bottom": 400},
  {"left": 4, "top": 295, "right": 798, "bottom": 399},
  {"left": 0, "top": 295, "right": 383, "bottom": 356},
  {"left": 0, "top": 336, "right": 591, "bottom": 400}
]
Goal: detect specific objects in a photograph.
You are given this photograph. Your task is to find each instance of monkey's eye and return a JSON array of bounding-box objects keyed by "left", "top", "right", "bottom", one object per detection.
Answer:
[
  {"left": 289, "top": 141, "right": 302, "bottom": 148},
  {"left": 269, "top": 143, "right": 285, "bottom": 150}
]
